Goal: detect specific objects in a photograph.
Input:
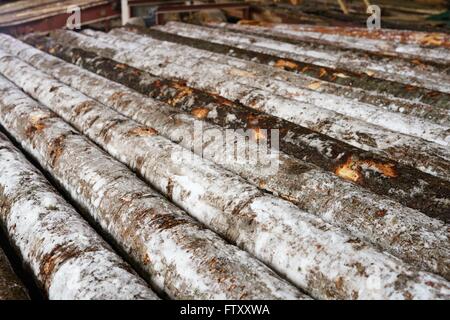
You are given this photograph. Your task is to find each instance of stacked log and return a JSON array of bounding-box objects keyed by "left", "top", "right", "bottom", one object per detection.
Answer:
[
  {"left": 43, "top": 30, "right": 450, "bottom": 183},
  {"left": 117, "top": 25, "right": 450, "bottom": 140},
  {"left": 0, "top": 131, "right": 158, "bottom": 300},
  {"left": 0, "top": 51, "right": 449, "bottom": 300},
  {"left": 211, "top": 22, "right": 450, "bottom": 63},
  {"left": 151, "top": 23, "right": 450, "bottom": 93},
  {"left": 0, "top": 245, "right": 29, "bottom": 300},
  {"left": 4, "top": 35, "right": 450, "bottom": 280},
  {"left": 0, "top": 75, "right": 303, "bottom": 300},
  {"left": 150, "top": 22, "right": 450, "bottom": 125}
]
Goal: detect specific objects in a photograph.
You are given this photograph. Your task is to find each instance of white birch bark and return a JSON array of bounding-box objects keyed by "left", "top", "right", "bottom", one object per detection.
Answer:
[
  {"left": 0, "top": 75, "right": 304, "bottom": 300},
  {"left": 0, "top": 132, "right": 159, "bottom": 300},
  {"left": 0, "top": 51, "right": 449, "bottom": 299}
]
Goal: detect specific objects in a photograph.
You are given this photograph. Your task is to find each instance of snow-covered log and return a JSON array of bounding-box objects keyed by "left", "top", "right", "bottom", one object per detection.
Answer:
[
  {"left": 0, "top": 132, "right": 158, "bottom": 300},
  {"left": 0, "top": 75, "right": 304, "bottom": 300},
  {"left": 0, "top": 245, "right": 29, "bottom": 300},
  {"left": 0, "top": 52, "right": 449, "bottom": 300},
  {"left": 4, "top": 35, "right": 450, "bottom": 279},
  {"left": 204, "top": 22, "right": 450, "bottom": 93},
  {"left": 151, "top": 22, "right": 450, "bottom": 126}
]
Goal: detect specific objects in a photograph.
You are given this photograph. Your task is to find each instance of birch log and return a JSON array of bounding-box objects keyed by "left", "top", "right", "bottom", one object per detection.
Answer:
[
  {"left": 105, "top": 27, "right": 450, "bottom": 147},
  {"left": 0, "top": 245, "right": 29, "bottom": 300},
  {"left": 239, "top": 24, "right": 450, "bottom": 49},
  {"left": 22, "top": 34, "right": 450, "bottom": 225},
  {"left": 1, "top": 52, "right": 449, "bottom": 299},
  {"left": 221, "top": 22, "right": 450, "bottom": 63},
  {"left": 0, "top": 76, "right": 304, "bottom": 300},
  {"left": 4, "top": 35, "right": 450, "bottom": 279},
  {"left": 151, "top": 23, "right": 450, "bottom": 125},
  {"left": 0, "top": 132, "right": 158, "bottom": 300},
  {"left": 47, "top": 30, "right": 450, "bottom": 181},
  {"left": 205, "top": 22, "right": 450, "bottom": 93}
]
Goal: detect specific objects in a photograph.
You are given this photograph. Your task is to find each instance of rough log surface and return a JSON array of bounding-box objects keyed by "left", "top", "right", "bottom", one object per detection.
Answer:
[
  {"left": 0, "top": 75, "right": 303, "bottom": 300},
  {"left": 151, "top": 22, "right": 450, "bottom": 126},
  {"left": 213, "top": 22, "right": 450, "bottom": 63},
  {"left": 46, "top": 30, "right": 450, "bottom": 182},
  {"left": 5, "top": 35, "right": 450, "bottom": 279},
  {"left": 22, "top": 34, "right": 450, "bottom": 225},
  {"left": 0, "top": 244, "right": 29, "bottom": 300},
  {"left": 208, "top": 22, "right": 450, "bottom": 93},
  {"left": 0, "top": 50, "right": 449, "bottom": 300},
  {"left": 237, "top": 24, "right": 450, "bottom": 49},
  {"left": 124, "top": 24, "right": 450, "bottom": 143},
  {"left": 0, "top": 130, "right": 158, "bottom": 300}
]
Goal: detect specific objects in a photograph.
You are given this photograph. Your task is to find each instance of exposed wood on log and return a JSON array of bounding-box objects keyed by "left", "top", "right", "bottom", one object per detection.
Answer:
[
  {"left": 22, "top": 34, "right": 450, "bottom": 226},
  {"left": 0, "top": 74, "right": 303, "bottom": 301},
  {"left": 253, "top": 24, "right": 450, "bottom": 48},
  {"left": 145, "top": 23, "right": 450, "bottom": 130},
  {"left": 47, "top": 29, "right": 450, "bottom": 183},
  {"left": 138, "top": 24, "right": 450, "bottom": 119},
  {"left": 191, "top": 22, "right": 450, "bottom": 94},
  {"left": 212, "top": 22, "right": 450, "bottom": 63},
  {"left": 85, "top": 26, "right": 450, "bottom": 148},
  {"left": 0, "top": 131, "right": 158, "bottom": 300},
  {"left": 0, "top": 245, "right": 29, "bottom": 300},
  {"left": 8, "top": 34, "right": 450, "bottom": 279},
  {"left": 0, "top": 49, "right": 449, "bottom": 300}
]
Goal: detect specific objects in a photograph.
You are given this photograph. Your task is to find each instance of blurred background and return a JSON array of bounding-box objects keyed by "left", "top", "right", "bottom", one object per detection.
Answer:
[{"left": 0, "top": 0, "right": 449, "bottom": 36}]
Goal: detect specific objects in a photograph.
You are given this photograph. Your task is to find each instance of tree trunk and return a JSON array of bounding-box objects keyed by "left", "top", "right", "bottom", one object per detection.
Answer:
[
  {"left": 6, "top": 34, "right": 450, "bottom": 280},
  {"left": 119, "top": 24, "right": 450, "bottom": 142},
  {"left": 162, "top": 22, "right": 450, "bottom": 93},
  {"left": 43, "top": 30, "right": 450, "bottom": 182},
  {"left": 213, "top": 22, "right": 450, "bottom": 63},
  {"left": 151, "top": 22, "right": 450, "bottom": 125},
  {"left": 0, "top": 50, "right": 449, "bottom": 300},
  {"left": 0, "top": 75, "right": 303, "bottom": 300},
  {"left": 0, "top": 131, "right": 158, "bottom": 300}
]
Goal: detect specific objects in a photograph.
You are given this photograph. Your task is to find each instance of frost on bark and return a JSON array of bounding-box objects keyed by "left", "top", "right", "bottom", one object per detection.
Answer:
[
  {"left": 0, "top": 245, "right": 29, "bottom": 300},
  {"left": 0, "top": 51, "right": 449, "bottom": 300},
  {"left": 3, "top": 35, "right": 450, "bottom": 280},
  {"left": 21, "top": 33, "right": 450, "bottom": 225},
  {"left": 0, "top": 76, "right": 303, "bottom": 300},
  {"left": 0, "top": 132, "right": 158, "bottom": 300},
  {"left": 44, "top": 29, "right": 450, "bottom": 183}
]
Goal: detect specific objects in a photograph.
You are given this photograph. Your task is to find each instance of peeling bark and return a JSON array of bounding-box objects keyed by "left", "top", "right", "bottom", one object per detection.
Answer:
[
  {"left": 150, "top": 22, "right": 450, "bottom": 125},
  {"left": 238, "top": 23, "right": 450, "bottom": 49},
  {"left": 0, "top": 132, "right": 158, "bottom": 300},
  {"left": 212, "top": 22, "right": 450, "bottom": 64},
  {"left": 0, "top": 245, "right": 29, "bottom": 300},
  {"left": 44, "top": 30, "right": 450, "bottom": 182},
  {"left": 206, "top": 22, "right": 450, "bottom": 93},
  {"left": 0, "top": 50, "right": 449, "bottom": 299},
  {"left": 21, "top": 34, "right": 450, "bottom": 225},
  {"left": 0, "top": 76, "right": 304, "bottom": 300}
]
